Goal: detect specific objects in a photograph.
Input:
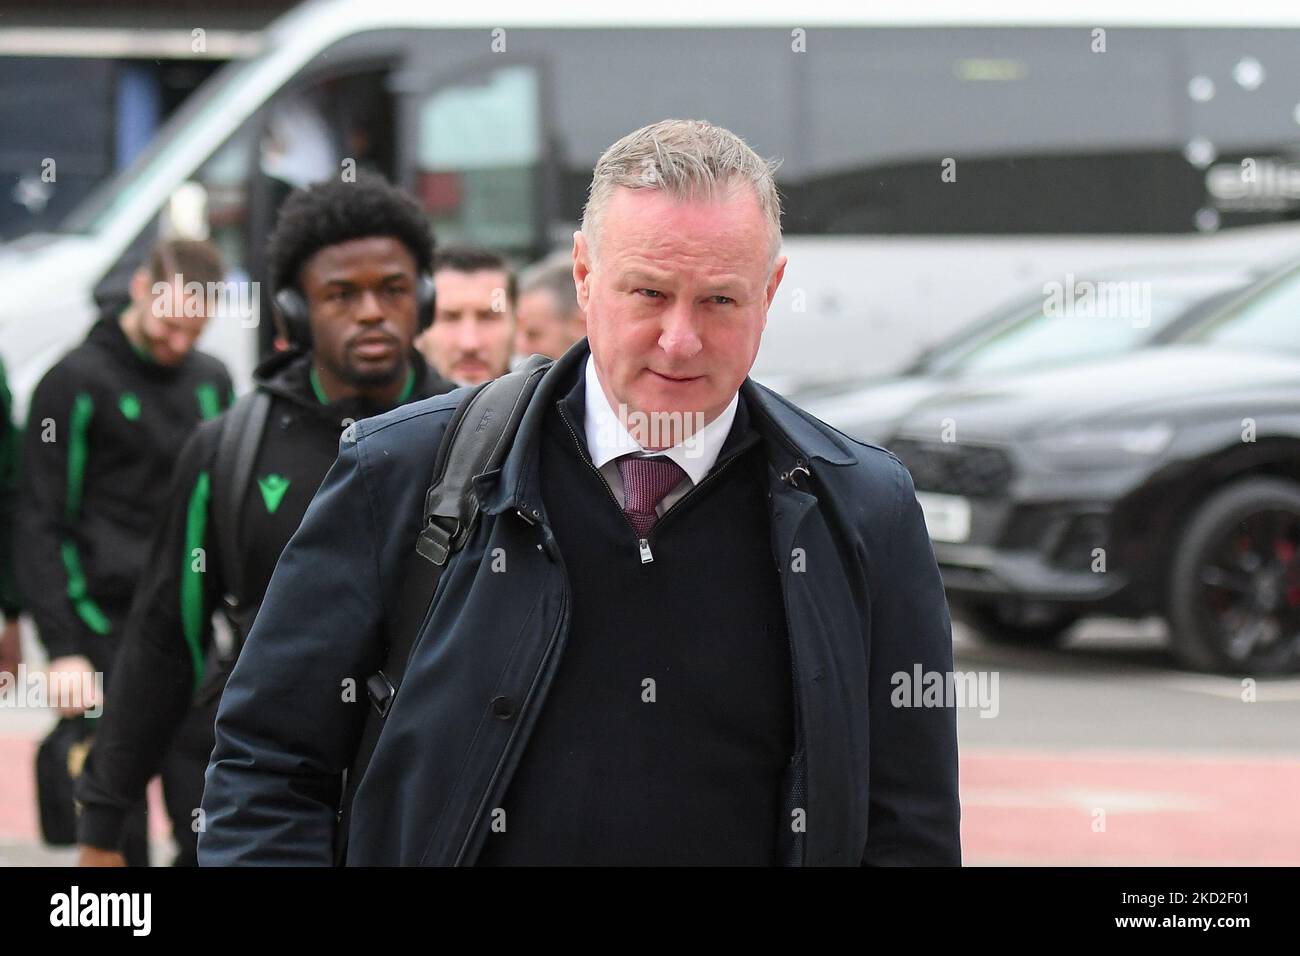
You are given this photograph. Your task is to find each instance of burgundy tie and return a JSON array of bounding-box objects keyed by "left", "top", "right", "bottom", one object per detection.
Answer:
[{"left": 617, "top": 454, "right": 687, "bottom": 537}]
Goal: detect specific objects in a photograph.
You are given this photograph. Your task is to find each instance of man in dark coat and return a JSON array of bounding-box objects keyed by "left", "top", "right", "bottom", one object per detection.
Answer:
[{"left": 199, "top": 120, "right": 961, "bottom": 866}]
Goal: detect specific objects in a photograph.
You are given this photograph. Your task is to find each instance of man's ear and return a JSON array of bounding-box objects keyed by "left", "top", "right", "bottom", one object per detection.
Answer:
[
  {"left": 763, "top": 254, "right": 788, "bottom": 328},
  {"left": 128, "top": 268, "right": 154, "bottom": 307},
  {"left": 572, "top": 231, "right": 592, "bottom": 312}
]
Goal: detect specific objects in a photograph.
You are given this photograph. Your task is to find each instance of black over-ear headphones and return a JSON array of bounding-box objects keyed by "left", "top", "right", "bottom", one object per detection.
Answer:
[{"left": 273, "top": 273, "right": 436, "bottom": 349}]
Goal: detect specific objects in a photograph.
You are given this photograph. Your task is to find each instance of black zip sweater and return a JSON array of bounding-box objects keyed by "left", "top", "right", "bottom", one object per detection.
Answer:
[
  {"left": 475, "top": 369, "right": 795, "bottom": 865},
  {"left": 16, "top": 313, "right": 233, "bottom": 666},
  {"left": 75, "top": 347, "right": 454, "bottom": 852}
]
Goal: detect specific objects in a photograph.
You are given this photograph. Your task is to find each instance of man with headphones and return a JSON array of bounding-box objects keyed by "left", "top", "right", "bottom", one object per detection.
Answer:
[{"left": 74, "top": 175, "right": 454, "bottom": 866}]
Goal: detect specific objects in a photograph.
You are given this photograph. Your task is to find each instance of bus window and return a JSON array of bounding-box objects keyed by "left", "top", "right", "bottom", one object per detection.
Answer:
[
  {"left": 412, "top": 63, "right": 543, "bottom": 253},
  {"left": 784, "top": 27, "right": 1192, "bottom": 234},
  {"left": 511, "top": 28, "right": 795, "bottom": 242}
]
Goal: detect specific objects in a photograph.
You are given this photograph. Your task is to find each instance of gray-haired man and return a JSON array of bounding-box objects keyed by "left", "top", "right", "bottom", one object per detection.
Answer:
[
  {"left": 199, "top": 119, "right": 960, "bottom": 866},
  {"left": 515, "top": 252, "right": 587, "bottom": 360}
]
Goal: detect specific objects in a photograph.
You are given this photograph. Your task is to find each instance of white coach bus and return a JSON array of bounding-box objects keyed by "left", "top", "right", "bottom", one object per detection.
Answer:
[{"left": 3, "top": 0, "right": 1300, "bottom": 409}]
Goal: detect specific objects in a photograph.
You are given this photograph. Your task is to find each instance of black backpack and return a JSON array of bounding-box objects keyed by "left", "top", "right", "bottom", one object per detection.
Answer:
[{"left": 335, "top": 355, "right": 551, "bottom": 864}]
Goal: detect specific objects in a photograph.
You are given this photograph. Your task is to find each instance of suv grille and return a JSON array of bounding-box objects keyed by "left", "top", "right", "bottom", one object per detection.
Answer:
[{"left": 889, "top": 439, "right": 1014, "bottom": 498}]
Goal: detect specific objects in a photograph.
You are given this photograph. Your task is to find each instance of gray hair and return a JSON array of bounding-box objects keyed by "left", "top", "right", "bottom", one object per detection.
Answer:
[
  {"left": 580, "top": 119, "right": 783, "bottom": 266},
  {"left": 518, "top": 251, "right": 580, "bottom": 317}
]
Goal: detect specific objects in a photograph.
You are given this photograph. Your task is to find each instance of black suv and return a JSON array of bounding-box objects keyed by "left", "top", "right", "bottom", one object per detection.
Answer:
[{"left": 884, "top": 262, "right": 1300, "bottom": 674}]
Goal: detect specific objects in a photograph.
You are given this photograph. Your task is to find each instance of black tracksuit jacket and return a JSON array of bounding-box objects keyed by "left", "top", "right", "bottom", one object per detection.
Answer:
[{"left": 16, "top": 313, "right": 233, "bottom": 668}]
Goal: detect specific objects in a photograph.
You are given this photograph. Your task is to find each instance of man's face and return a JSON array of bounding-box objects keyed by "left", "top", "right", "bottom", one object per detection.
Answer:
[
  {"left": 299, "top": 236, "right": 420, "bottom": 388},
  {"left": 418, "top": 268, "right": 515, "bottom": 385},
  {"left": 135, "top": 274, "right": 210, "bottom": 367},
  {"left": 574, "top": 184, "right": 786, "bottom": 442},
  {"left": 515, "top": 287, "right": 584, "bottom": 360}
]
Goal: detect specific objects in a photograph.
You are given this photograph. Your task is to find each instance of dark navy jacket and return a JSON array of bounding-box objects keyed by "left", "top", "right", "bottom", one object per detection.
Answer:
[{"left": 198, "top": 341, "right": 961, "bottom": 866}]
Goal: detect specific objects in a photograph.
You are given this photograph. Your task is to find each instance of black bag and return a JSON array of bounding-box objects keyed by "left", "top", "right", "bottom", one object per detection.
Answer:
[
  {"left": 34, "top": 715, "right": 94, "bottom": 845},
  {"left": 334, "top": 355, "right": 551, "bottom": 865},
  {"left": 212, "top": 389, "right": 272, "bottom": 647}
]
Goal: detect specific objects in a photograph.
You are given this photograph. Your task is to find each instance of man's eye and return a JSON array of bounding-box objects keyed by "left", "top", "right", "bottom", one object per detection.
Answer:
[
  {"left": 636, "top": 289, "right": 663, "bottom": 299},
  {"left": 709, "top": 295, "right": 735, "bottom": 305}
]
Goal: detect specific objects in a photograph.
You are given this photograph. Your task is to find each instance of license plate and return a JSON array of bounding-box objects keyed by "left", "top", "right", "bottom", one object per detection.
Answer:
[{"left": 915, "top": 492, "right": 971, "bottom": 544}]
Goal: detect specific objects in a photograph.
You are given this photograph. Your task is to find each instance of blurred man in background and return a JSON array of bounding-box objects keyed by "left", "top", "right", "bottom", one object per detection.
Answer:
[
  {"left": 515, "top": 252, "right": 587, "bottom": 360},
  {"left": 415, "top": 246, "right": 516, "bottom": 385},
  {"left": 18, "top": 238, "right": 232, "bottom": 865},
  {"left": 74, "top": 175, "right": 453, "bottom": 867}
]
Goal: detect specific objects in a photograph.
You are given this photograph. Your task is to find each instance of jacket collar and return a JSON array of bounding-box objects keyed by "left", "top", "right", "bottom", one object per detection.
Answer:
[{"left": 479, "top": 338, "right": 858, "bottom": 518}]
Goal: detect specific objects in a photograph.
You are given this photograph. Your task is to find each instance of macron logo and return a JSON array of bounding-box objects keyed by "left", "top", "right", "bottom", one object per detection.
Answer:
[{"left": 50, "top": 886, "right": 151, "bottom": 936}]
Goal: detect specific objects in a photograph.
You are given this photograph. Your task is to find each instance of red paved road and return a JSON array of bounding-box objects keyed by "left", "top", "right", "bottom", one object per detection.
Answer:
[
  {"left": 3, "top": 724, "right": 1296, "bottom": 864},
  {"left": 961, "top": 749, "right": 1300, "bottom": 865}
]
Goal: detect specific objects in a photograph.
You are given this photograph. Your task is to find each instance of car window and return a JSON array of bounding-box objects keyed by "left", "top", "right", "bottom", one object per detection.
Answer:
[
  {"left": 1185, "top": 267, "right": 1300, "bottom": 353},
  {"left": 941, "top": 287, "right": 1213, "bottom": 375}
]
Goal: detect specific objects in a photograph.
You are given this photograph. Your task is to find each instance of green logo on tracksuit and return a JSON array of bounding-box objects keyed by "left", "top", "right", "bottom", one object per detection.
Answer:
[
  {"left": 257, "top": 474, "right": 291, "bottom": 514},
  {"left": 118, "top": 392, "right": 141, "bottom": 421}
]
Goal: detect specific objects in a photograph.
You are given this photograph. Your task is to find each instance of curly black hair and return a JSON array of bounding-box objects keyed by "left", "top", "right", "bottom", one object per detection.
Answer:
[{"left": 266, "top": 174, "right": 434, "bottom": 293}]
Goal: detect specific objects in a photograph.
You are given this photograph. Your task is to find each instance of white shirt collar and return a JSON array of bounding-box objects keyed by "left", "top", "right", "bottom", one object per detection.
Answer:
[{"left": 582, "top": 354, "right": 738, "bottom": 486}]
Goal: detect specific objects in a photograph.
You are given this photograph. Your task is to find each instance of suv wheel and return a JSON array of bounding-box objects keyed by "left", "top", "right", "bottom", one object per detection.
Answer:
[{"left": 1169, "top": 477, "right": 1300, "bottom": 674}]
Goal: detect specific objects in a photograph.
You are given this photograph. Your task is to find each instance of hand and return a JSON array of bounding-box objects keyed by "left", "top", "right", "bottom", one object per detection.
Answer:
[
  {"left": 77, "top": 846, "right": 127, "bottom": 867},
  {"left": 0, "top": 620, "right": 18, "bottom": 677},
  {"left": 46, "top": 655, "right": 102, "bottom": 717}
]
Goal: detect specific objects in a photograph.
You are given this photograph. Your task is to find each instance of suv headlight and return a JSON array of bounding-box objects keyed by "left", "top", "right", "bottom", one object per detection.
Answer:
[{"left": 1028, "top": 422, "right": 1175, "bottom": 469}]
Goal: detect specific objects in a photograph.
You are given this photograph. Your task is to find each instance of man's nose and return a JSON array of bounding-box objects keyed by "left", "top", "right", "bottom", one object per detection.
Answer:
[
  {"left": 457, "top": 317, "right": 484, "bottom": 351},
  {"left": 657, "top": 302, "right": 703, "bottom": 360},
  {"left": 168, "top": 329, "right": 196, "bottom": 356},
  {"left": 354, "top": 289, "right": 384, "bottom": 323}
]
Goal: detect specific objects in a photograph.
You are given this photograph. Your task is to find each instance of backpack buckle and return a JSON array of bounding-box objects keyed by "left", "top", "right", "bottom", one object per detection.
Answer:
[
  {"left": 366, "top": 671, "right": 396, "bottom": 718},
  {"left": 415, "top": 517, "right": 456, "bottom": 566}
]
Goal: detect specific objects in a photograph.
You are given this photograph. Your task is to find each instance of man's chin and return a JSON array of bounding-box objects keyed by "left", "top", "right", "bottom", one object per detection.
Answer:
[
  {"left": 620, "top": 395, "right": 716, "bottom": 449},
  {"left": 451, "top": 365, "right": 493, "bottom": 385},
  {"left": 341, "top": 358, "right": 404, "bottom": 389}
]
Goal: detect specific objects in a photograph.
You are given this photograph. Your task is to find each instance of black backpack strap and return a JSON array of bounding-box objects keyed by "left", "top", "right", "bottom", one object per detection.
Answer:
[
  {"left": 336, "top": 355, "right": 552, "bottom": 864},
  {"left": 212, "top": 390, "right": 271, "bottom": 642}
]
